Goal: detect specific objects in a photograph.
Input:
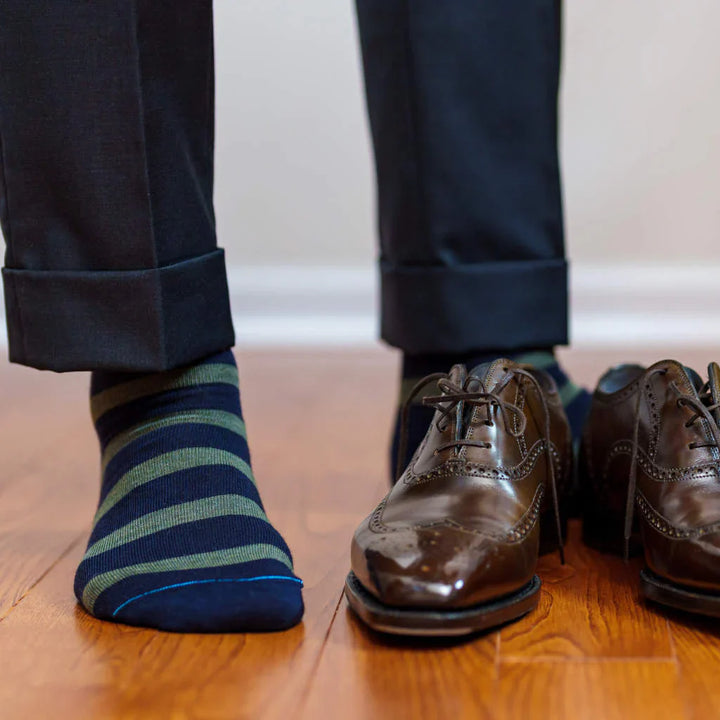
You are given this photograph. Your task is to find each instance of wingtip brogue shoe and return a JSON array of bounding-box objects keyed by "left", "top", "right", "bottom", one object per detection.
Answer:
[{"left": 346, "top": 359, "right": 573, "bottom": 636}]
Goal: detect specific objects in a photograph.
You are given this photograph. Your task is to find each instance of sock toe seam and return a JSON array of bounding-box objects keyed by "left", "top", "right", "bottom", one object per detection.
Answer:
[{"left": 111, "top": 575, "right": 304, "bottom": 616}]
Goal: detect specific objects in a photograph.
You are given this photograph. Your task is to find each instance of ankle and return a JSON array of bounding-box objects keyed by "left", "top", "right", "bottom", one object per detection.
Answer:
[
  {"left": 401, "top": 348, "right": 555, "bottom": 402},
  {"left": 402, "top": 347, "right": 554, "bottom": 377}
]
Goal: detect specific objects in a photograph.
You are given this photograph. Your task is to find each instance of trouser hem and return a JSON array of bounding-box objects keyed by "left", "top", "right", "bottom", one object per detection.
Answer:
[
  {"left": 2, "top": 249, "right": 235, "bottom": 372},
  {"left": 381, "top": 259, "right": 568, "bottom": 354}
]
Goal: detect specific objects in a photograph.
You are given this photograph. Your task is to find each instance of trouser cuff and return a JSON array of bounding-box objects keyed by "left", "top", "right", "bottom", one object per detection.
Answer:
[
  {"left": 2, "top": 249, "right": 235, "bottom": 372},
  {"left": 381, "top": 259, "right": 568, "bottom": 354}
]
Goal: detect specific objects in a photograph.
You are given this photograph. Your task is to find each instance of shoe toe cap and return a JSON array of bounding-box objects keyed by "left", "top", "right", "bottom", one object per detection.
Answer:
[{"left": 351, "top": 525, "right": 537, "bottom": 609}]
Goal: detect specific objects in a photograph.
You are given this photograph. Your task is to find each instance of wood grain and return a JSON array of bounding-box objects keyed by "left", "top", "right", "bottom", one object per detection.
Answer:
[
  {"left": 3, "top": 347, "right": 720, "bottom": 720},
  {"left": 0, "top": 350, "right": 397, "bottom": 720},
  {"left": 499, "top": 522, "right": 672, "bottom": 659},
  {"left": 0, "top": 361, "right": 95, "bottom": 619},
  {"left": 496, "top": 660, "right": 685, "bottom": 720},
  {"left": 666, "top": 611, "right": 720, "bottom": 720},
  {"left": 302, "top": 599, "right": 498, "bottom": 720}
]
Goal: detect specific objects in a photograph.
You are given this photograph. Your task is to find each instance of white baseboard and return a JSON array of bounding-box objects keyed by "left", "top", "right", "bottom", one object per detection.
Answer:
[
  {"left": 227, "top": 264, "right": 720, "bottom": 348},
  {"left": 569, "top": 265, "right": 720, "bottom": 348},
  {"left": 226, "top": 265, "right": 377, "bottom": 347},
  {"left": 1, "top": 264, "right": 719, "bottom": 350}
]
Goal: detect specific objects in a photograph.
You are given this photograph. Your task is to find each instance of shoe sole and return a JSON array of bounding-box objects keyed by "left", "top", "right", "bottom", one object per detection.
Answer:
[
  {"left": 344, "top": 571, "right": 541, "bottom": 637},
  {"left": 640, "top": 568, "right": 720, "bottom": 618}
]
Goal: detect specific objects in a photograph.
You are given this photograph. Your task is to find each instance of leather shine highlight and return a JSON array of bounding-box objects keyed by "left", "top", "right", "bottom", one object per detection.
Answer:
[
  {"left": 582, "top": 359, "right": 720, "bottom": 593},
  {"left": 351, "top": 359, "right": 573, "bottom": 611}
]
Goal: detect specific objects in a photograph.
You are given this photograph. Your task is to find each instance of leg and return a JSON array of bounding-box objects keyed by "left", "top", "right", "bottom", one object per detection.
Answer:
[
  {"left": 0, "top": 1, "right": 303, "bottom": 631},
  {"left": 356, "top": 0, "right": 566, "bottom": 355},
  {"left": 347, "top": 2, "right": 581, "bottom": 634},
  {"left": 0, "top": 0, "right": 231, "bottom": 372},
  {"left": 354, "top": 0, "right": 589, "bottom": 476}
]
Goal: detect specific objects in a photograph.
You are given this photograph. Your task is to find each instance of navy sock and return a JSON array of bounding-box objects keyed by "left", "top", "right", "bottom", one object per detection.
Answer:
[
  {"left": 74, "top": 350, "right": 303, "bottom": 633},
  {"left": 391, "top": 349, "right": 591, "bottom": 483}
]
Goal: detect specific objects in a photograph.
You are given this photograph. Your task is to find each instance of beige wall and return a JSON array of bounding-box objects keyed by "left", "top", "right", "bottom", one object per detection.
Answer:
[
  {"left": 214, "top": 0, "right": 373, "bottom": 268},
  {"left": 214, "top": 1, "right": 720, "bottom": 269}
]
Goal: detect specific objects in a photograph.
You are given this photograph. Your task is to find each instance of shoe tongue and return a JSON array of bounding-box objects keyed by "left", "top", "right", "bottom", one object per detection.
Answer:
[
  {"left": 467, "top": 358, "right": 512, "bottom": 392},
  {"left": 707, "top": 362, "right": 720, "bottom": 425},
  {"left": 446, "top": 363, "right": 468, "bottom": 387},
  {"left": 683, "top": 365, "right": 704, "bottom": 392}
]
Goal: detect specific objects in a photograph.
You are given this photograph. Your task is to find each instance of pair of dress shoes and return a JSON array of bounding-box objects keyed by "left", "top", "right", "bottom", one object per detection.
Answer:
[{"left": 345, "top": 358, "right": 720, "bottom": 636}]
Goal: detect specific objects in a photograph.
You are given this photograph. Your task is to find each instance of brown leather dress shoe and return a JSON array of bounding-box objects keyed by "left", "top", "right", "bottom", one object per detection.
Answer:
[
  {"left": 345, "top": 359, "right": 573, "bottom": 636},
  {"left": 581, "top": 360, "right": 720, "bottom": 617}
]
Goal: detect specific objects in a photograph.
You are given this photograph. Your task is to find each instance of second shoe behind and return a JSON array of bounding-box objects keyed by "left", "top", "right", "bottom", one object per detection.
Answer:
[
  {"left": 581, "top": 359, "right": 720, "bottom": 617},
  {"left": 345, "top": 359, "right": 573, "bottom": 636}
]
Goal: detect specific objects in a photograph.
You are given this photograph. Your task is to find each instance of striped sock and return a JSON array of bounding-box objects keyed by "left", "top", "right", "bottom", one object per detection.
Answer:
[
  {"left": 391, "top": 349, "right": 591, "bottom": 482},
  {"left": 74, "top": 350, "right": 303, "bottom": 633}
]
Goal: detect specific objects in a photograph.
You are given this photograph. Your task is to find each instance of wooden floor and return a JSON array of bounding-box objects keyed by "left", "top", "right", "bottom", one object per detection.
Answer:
[{"left": 3, "top": 347, "right": 720, "bottom": 719}]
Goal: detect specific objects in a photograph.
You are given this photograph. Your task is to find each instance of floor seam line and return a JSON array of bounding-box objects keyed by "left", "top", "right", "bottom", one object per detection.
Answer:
[
  {"left": 295, "top": 583, "right": 346, "bottom": 716},
  {"left": 0, "top": 532, "right": 86, "bottom": 625}
]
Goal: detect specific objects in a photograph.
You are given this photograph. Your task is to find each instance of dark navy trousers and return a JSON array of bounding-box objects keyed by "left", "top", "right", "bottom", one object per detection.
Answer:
[{"left": 0, "top": 1, "right": 566, "bottom": 372}]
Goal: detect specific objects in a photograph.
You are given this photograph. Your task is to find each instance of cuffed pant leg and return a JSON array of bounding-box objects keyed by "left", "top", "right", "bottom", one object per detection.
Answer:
[
  {"left": 355, "top": 0, "right": 567, "bottom": 354},
  {"left": 0, "top": 0, "right": 234, "bottom": 371}
]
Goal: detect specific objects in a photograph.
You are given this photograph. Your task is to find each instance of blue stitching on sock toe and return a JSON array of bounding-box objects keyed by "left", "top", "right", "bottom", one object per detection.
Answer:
[{"left": 111, "top": 575, "right": 304, "bottom": 616}]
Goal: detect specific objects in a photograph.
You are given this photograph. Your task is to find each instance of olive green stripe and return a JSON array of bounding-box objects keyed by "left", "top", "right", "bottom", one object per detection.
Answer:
[
  {"left": 514, "top": 351, "right": 584, "bottom": 404},
  {"left": 84, "top": 495, "right": 267, "bottom": 560},
  {"left": 559, "top": 382, "right": 582, "bottom": 406},
  {"left": 101, "top": 410, "right": 246, "bottom": 473},
  {"left": 95, "top": 447, "right": 254, "bottom": 524},
  {"left": 514, "top": 351, "right": 556, "bottom": 370},
  {"left": 82, "top": 543, "right": 292, "bottom": 612},
  {"left": 91, "top": 363, "right": 239, "bottom": 423}
]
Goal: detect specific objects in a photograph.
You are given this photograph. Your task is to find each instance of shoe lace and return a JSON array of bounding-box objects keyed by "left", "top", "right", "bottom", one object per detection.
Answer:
[
  {"left": 396, "top": 366, "right": 565, "bottom": 563},
  {"left": 624, "top": 368, "right": 720, "bottom": 559}
]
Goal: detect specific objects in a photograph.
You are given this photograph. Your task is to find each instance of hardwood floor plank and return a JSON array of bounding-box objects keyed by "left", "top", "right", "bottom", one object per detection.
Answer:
[
  {"left": 0, "top": 539, "right": 346, "bottom": 720},
  {"left": 497, "top": 660, "right": 685, "bottom": 720},
  {"left": 0, "top": 360, "right": 92, "bottom": 494},
  {"left": 0, "top": 361, "right": 96, "bottom": 619},
  {"left": 499, "top": 522, "right": 673, "bottom": 659},
  {"left": 0, "top": 476, "right": 90, "bottom": 620},
  {"left": 666, "top": 611, "right": 720, "bottom": 720},
  {"left": 301, "top": 598, "right": 498, "bottom": 720},
  {"left": 2, "top": 347, "right": 720, "bottom": 720}
]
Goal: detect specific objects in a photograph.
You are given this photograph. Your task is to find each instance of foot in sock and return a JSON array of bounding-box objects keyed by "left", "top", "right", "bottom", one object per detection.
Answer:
[
  {"left": 74, "top": 350, "right": 303, "bottom": 633},
  {"left": 391, "top": 349, "right": 591, "bottom": 483}
]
